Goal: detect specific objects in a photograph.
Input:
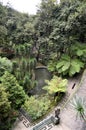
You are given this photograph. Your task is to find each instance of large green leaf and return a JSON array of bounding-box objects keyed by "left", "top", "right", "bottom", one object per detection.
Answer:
[
  {"left": 76, "top": 50, "right": 83, "bottom": 56},
  {"left": 56, "top": 60, "right": 66, "bottom": 69},
  {"left": 56, "top": 55, "right": 84, "bottom": 77},
  {"left": 61, "top": 55, "right": 70, "bottom": 61},
  {"left": 62, "top": 62, "right": 70, "bottom": 71}
]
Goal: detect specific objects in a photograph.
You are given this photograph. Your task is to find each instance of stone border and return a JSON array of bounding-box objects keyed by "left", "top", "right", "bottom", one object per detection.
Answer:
[
  {"left": 18, "top": 108, "right": 32, "bottom": 128},
  {"left": 30, "top": 115, "right": 54, "bottom": 130}
]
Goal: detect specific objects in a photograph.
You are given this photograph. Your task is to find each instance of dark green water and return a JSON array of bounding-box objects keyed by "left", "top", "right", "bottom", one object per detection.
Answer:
[{"left": 30, "top": 67, "right": 52, "bottom": 95}]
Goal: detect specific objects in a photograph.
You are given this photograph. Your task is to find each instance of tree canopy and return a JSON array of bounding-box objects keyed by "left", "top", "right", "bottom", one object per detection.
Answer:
[{"left": 0, "top": 0, "right": 86, "bottom": 129}]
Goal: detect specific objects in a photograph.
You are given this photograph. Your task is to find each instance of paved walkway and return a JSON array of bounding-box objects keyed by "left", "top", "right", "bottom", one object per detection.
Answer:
[
  {"left": 59, "top": 70, "right": 86, "bottom": 130},
  {"left": 12, "top": 70, "right": 86, "bottom": 130}
]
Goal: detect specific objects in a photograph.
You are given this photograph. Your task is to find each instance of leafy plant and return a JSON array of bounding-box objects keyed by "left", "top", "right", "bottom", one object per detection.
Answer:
[
  {"left": 1, "top": 71, "right": 26, "bottom": 109},
  {"left": 43, "top": 75, "right": 67, "bottom": 95},
  {"left": 0, "top": 57, "right": 12, "bottom": 76},
  {"left": 71, "top": 43, "right": 86, "bottom": 62},
  {"left": 71, "top": 95, "right": 86, "bottom": 122},
  {"left": 22, "top": 96, "right": 51, "bottom": 120},
  {"left": 56, "top": 54, "right": 84, "bottom": 76},
  {"left": 0, "top": 76, "right": 19, "bottom": 130},
  {"left": 23, "top": 73, "right": 37, "bottom": 93},
  {"left": 0, "top": 84, "right": 11, "bottom": 115},
  {"left": 47, "top": 60, "right": 57, "bottom": 72},
  {"left": 12, "top": 57, "right": 36, "bottom": 92}
]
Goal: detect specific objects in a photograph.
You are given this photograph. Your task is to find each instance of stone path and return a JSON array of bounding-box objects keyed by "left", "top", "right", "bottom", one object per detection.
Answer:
[
  {"left": 50, "top": 123, "right": 71, "bottom": 130},
  {"left": 12, "top": 70, "right": 86, "bottom": 130},
  {"left": 59, "top": 70, "right": 86, "bottom": 130},
  {"left": 12, "top": 119, "right": 29, "bottom": 130}
]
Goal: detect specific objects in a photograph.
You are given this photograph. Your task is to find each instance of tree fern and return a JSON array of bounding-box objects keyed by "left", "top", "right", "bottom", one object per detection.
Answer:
[{"left": 43, "top": 75, "right": 67, "bottom": 95}]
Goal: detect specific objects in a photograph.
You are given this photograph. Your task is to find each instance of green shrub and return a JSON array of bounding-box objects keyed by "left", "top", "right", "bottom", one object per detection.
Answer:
[
  {"left": 43, "top": 75, "right": 67, "bottom": 95},
  {"left": 0, "top": 71, "right": 27, "bottom": 129},
  {"left": 22, "top": 96, "right": 51, "bottom": 120},
  {"left": 56, "top": 54, "right": 84, "bottom": 76},
  {"left": 0, "top": 57, "right": 12, "bottom": 76},
  {"left": 1, "top": 71, "right": 26, "bottom": 109},
  {"left": 0, "top": 84, "right": 11, "bottom": 116},
  {"left": 47, "top": 60, "right": 57, "bottom": 72},
  {"left": 12, "top": 57, "right": 36, "bottom": 92},
  {"left": 47, "top": 43, "right": 86, "bottom": 76},
  {"left": 71, "top": 43, "right": 86, "bottom": 61},
  {"left": 0, "top": 82, "right": 18, "bottom": 130}
]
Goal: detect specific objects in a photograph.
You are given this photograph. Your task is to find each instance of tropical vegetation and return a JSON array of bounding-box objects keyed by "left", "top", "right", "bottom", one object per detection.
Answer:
[
  {"left": 0, "top": 0, "right": 86, "bottom": 129},
  {"left": 22, "top": 96, "right": 51, "bottom": 120},
  {"left": 43, "top": 75, "right": 67, "bottom": 102}
]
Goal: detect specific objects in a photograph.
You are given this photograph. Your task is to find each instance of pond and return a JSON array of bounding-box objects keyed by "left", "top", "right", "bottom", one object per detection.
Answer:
[{"left": 30, "top": 66, "right": 52, "bottom": 95}]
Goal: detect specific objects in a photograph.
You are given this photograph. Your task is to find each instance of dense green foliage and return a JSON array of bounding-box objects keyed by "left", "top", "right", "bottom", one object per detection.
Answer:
[
  {"left": 1, "top": 71, "right": 26, "bottom": 109},
  {"left": 0, "top": 85, "right": 11, "bottom": 117},
  {"left": 43, "top": 75, "right": 67, "bottom": 95},
  {"left": 12, "top": 57, "right": 37, "bottom": 93},
  {"left": 0, "top": 84, "right": 18, "bottom": 129},
  {"left": 48, "top": 43, "right": 86, "bottom": 76},
  {"left": 35, "top": 0, "right": 86, "bottom": 65},
  {"left": 0, "top": 0, "right": 86, "bottom": 70},
  {"left": 0, "top": 3, "right": 35, "bottom": 46},
  {"left": 22, "top": 96, "right": 51, "bottom": 120},
  {"left": 0, "top": 71, "right": 26, "bottom": 129},
  {"left": 56, "top": 55, "right": 84, "bottom": 76},
  {"left": 0, "top": 0, "right": 86, "bottom": 129},
  {"left": 0, "top": 56, "right": 12, "bottom": 76}
]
